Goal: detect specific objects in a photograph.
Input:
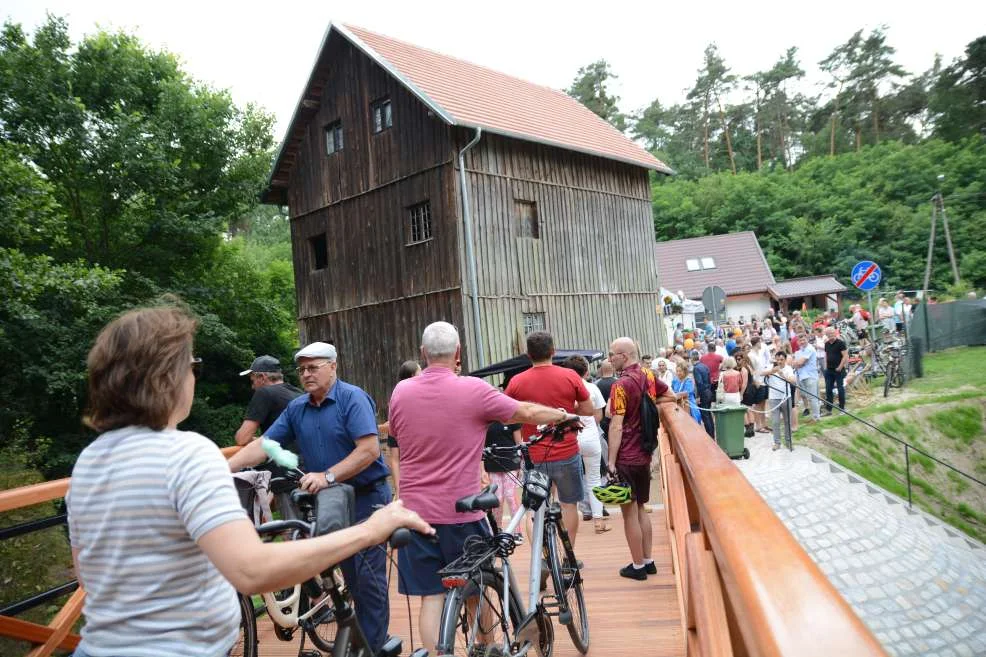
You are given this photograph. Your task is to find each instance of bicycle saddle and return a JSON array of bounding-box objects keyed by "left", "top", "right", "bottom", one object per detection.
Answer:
[{"left": 455, "top": 485, "right": 501, "bottom": 513}]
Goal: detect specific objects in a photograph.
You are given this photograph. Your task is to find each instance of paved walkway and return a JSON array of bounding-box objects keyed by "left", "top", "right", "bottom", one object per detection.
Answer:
[{"left": 735, "top": 432, "right": 986, "bottom": 657}]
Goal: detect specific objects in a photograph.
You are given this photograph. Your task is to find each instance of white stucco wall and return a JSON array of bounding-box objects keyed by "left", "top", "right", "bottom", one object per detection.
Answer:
[{"left": 725, "top": 295, "right": 772, "bottom": 323}]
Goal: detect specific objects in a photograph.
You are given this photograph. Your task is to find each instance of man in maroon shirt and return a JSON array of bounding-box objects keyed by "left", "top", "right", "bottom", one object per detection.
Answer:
[
  {"left": 606, "top": 336, "right": 676, "bottom": 580},
  {"left": 699, "top": 343, "right": 724, "bottom": 396},
  {"left": 506, "top": 331, "right": 594, "bottom": 544}
]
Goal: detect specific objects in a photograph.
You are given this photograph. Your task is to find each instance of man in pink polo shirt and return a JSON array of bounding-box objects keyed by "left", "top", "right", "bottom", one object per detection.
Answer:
[{"left": 389, "top": 321, "right": 577, "bottom": 654}]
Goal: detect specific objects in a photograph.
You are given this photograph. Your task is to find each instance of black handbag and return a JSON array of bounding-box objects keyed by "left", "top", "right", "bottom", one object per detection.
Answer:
[{"left": 315, "top": 483, "right": 356, "bottom": 536}]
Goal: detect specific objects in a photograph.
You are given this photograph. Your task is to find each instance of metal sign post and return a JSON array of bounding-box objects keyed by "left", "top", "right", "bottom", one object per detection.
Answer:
[
  {"left": 851, "top": 260, "right": 882, "bottom": 344},
  {"left": 702, "top": 286, "right": 727, "bottom": 329}
]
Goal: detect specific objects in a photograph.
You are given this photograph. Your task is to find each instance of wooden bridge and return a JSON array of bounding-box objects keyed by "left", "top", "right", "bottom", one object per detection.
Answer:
[{"left": 0, "top": 405, "right": 888, "bottom": 657}]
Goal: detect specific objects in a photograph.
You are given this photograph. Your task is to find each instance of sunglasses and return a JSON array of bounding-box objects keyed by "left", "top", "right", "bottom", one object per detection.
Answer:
[{"left": 191, "top": 357, "right": 203, "bottom": 378}]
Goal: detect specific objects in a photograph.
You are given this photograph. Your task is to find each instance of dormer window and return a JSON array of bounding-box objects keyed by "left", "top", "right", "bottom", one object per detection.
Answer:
[{"left": 687, "top": 257, "right": 716, "bottom": 271}]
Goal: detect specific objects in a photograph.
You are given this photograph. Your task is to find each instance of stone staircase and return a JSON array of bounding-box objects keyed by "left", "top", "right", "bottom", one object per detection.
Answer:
[{"left": 735, "top": 433, "right": 986, "bottom": 657}]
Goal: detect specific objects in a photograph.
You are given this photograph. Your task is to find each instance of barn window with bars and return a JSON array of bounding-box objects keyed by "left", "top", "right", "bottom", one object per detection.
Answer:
[
  {"left": 407, "top": 201, "right": 432, "bottom": 244},
  {"left": 522, "top": 312, "right": 546, "bottom": 335}
]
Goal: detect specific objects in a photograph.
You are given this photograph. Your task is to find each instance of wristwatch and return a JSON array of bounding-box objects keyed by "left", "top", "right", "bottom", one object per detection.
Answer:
[{"left": 325, "top": 470, "right": 336, "bottom": 485}]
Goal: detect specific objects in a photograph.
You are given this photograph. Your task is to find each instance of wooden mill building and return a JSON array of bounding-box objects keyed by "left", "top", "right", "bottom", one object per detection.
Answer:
[{"left": 263, "top": 23, "right": 672, "bottom": 407}]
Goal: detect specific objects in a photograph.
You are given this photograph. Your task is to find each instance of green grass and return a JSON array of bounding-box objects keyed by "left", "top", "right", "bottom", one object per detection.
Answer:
[
  {"left": 947, "top": 470, "right": 971, "bottom": 494},
  {"left": 909, "top": 346, "right": 986, "bottom": 394},
  {"left": 929, "top": 405, "right": 983, "bottom": 446},
  {"left": 831, "top": 453, "right": 907, "bottom": 499},
  {"left": 808, "top": 347, "right": 986, "bottom": 544}
]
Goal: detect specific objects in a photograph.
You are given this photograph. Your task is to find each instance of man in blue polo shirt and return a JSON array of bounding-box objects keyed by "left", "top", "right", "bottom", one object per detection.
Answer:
[{"left": 228, "top": 341, "right": 391, "bottom": 652}]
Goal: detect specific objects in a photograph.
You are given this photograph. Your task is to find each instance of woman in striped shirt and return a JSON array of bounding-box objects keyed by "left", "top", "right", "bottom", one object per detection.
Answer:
[{"left": 67, "top": 306, "right": 432, "bottom": 657}]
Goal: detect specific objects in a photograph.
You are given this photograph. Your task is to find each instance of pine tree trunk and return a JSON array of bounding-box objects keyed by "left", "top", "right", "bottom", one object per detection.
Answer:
[
  {"left": 872, "top": 97, "right": 880, "bottom": 143},
  {"left": 855, "top": 124, "right": 861, "bottom": 151},
  {"left": 755, "top": 111, "right": 763, "bottom": 169},
  {"left": 715, "top": 93, "right": 736, "bottom": 174},
  {"left": 703, "top": 92, "right": 711, "bottom": 169}
]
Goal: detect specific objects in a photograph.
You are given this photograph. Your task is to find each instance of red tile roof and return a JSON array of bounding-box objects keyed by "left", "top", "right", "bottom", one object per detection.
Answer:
[
  {"left": 654, "top": 232, "right": 775, "bottom": 299},
  {"left": 768, "top": 275, "right": 847, "bottom": 299},
  {"left": 267, "top": 23, "right": 671, "bottom": 196}
]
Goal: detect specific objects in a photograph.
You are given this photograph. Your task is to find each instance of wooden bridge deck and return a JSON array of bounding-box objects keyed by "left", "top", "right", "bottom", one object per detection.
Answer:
[{"left": 255, "top": 508, "right": 685, "bottom": 656}]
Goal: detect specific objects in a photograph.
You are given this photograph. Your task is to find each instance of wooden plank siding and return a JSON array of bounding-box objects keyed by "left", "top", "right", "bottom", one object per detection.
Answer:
[
  {"left": 285, "top": 39, "right": 462, "bottom": 412},
  {"left": 282, "top": 38, "right": 666, "bottom": 414},
  {"left": 285, "top": 37, "right": 452, "bottom": 217},
  {"left": 454, "top": 129, "right": 664, "bottom": 368}
]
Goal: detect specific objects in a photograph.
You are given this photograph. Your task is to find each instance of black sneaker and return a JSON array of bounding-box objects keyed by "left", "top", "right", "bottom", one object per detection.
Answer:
[
  {"left": 801, "top": 408, "right": 810, "bottom": 417},
  {"left": 644, "top": 562, "right": 657, "bottom": 575},
  {"left": 619, "top": 564, "right": 647, "bottom": 580},
  {"left": 582, "top": 512, "right": 592, "bottom": 521},
  {"left": 602, "top": 508, "right": 610, "bottom": 517}
]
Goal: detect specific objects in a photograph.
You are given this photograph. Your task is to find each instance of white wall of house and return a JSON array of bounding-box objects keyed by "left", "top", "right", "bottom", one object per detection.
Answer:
[{"left": 725, "top": 294, "right": 772, "bottom": 322}]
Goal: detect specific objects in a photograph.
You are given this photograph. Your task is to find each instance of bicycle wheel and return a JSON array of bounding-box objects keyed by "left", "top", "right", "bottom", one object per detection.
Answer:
[
  {"left": 545, "top": 523, "right": 589, "bottom": 654},
  {"left": 303, "top": 570, "right": 346, "bottom": 652},
  {"left": 883, "top": 361, "right": 896, "bottom": 397},
  {"left": 437, "top": 569, "right": 540, "bottom": 657},
  {"left": 230, "top": 593, "right": 258, "bottom": 657}
]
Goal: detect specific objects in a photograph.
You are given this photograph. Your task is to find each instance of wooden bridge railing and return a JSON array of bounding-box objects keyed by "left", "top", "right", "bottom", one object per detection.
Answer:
[
  {"left": 658, "top": 403, "right": 889, "bottom": 657},
  {"left": 0, "top": 445, "right": 242, "bottom": 656}
]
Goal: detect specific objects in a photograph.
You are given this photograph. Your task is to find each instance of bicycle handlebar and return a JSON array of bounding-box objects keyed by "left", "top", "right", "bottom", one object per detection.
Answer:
[{"left": 255, "top": 512, "right": 416, "bottom": 549}]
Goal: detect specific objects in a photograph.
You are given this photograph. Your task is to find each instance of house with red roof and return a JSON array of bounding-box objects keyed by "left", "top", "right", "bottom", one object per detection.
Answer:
[
  {"left": 655, "top": 232, "right": 846, "bottom": 323},
  {"left": 263, "top": 23, "right": 672, "bottom": 407}
]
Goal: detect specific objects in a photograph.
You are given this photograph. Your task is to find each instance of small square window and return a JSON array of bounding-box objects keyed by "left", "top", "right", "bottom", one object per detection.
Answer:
[
  {"left": 309, "top": 233, "right": 328, "bottom": 270},
  {"left": 522, "top": 312, "right": 546, "bottom": 335},
  {"left": 515, "top": 199, "right": 539, "bottom": 239},
  {"left": 686, "top": 259, "right": 701, "bottom": 271},
  {"left": 372, "top": 98, "right": 393, "bottom": 134},
  {"left": 701, "top": 257, "right": 716, "bottom": 269},
  {"left": 324, "top": 121, "right": 343, "bottom": 155},
  {"left": 407, "top": 201, "right": 432, "bottom": 244}
]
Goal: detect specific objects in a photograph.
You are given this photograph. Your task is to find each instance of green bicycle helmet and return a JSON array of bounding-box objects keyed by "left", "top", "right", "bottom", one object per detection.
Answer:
[{"left": 592, "top": 481, "right": 633, "bottom": 505}]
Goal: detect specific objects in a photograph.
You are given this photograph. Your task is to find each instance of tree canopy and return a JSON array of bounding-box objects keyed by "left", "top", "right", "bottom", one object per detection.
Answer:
[
  {"left": 566, "top": 29, "right": 986, "bottom": 294},
  {"left": 0, "top": 16, "right": 295, "bottom": 477}
]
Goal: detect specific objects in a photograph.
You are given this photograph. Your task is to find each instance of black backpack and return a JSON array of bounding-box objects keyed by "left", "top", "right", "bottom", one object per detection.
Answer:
[{"left": 633, "top": 371, "right": 661, "bottom": 454}]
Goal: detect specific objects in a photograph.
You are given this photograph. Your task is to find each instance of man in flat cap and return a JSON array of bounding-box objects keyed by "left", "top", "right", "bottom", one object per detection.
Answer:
[
  {"left": 234, "top": 355, "right": 303, "bottom": 446},
  {"left": 227, "top": 341, "right": 392, "bottom": 653}
]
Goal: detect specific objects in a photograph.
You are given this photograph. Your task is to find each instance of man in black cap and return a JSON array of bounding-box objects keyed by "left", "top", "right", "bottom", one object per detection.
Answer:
[{"left": 233, "top": 355, "right": 303, "bottom": 445}]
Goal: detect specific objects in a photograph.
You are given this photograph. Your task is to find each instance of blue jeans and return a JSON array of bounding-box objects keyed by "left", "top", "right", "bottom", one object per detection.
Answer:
[{"left": 342, "top": 481, "right": 393, "bottom": 654}]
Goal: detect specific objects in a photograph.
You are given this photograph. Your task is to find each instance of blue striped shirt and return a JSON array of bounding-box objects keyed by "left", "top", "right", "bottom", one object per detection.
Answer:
[{"left": 67, "top": 427, "right": 246, "bottom": 657}]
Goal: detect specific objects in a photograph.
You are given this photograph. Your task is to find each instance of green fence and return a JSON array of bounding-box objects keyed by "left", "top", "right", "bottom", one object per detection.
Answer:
[{"left": 911, "top": 299, "right": 986, "bottom": 353}]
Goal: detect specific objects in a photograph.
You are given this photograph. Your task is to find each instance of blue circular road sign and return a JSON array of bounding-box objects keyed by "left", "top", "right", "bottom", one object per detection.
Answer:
[{"left": 851, "top": 261, "right": 881, "bottom": 291}]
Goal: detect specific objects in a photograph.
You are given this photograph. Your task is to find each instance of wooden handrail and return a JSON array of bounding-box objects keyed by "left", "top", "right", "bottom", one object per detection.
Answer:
[
  {"left": 658, "top": 403, "right": 887, "bottom": 657},
  {"left": 0, "top": 443, "right": 242, "bottom": 654}
]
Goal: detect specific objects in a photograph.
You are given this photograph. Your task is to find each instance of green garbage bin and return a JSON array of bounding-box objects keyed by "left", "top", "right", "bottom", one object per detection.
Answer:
[{"left": 712, "top": 404, "right": 750, "bottom": 459}]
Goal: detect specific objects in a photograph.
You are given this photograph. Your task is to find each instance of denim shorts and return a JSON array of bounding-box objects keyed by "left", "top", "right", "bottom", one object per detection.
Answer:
[
  {"left": 397, "top": 519, "right": 491, "bottom": 596},
  {"left": 531, "top": 453, "right": 585, "bottom": 504}
]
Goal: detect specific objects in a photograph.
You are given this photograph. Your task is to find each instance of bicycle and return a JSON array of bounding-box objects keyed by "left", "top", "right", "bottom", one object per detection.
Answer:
[
  {"left": 435, "top": 418, "right": 589, "bottom": 657},
  {"left": 235, "top": 516, "right": 422, "bottom": 657},
  {"left": 233, "top": 467, "right": 423, "bottom": 657}
]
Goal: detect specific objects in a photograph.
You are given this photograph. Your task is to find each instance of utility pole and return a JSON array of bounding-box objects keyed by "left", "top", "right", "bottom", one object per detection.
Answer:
[{"left": 939, "top": 193, "right": 961, "bottom": 286}]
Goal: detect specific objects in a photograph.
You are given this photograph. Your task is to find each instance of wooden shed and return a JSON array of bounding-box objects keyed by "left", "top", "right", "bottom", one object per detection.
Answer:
[{"left": 263, "top": 23, "right": 672, "bottom": 408}]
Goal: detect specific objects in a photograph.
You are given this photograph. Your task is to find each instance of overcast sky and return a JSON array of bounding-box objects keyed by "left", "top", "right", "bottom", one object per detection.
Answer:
[{"left": 5, "top": 0, "right": 985, "bottom": 140}]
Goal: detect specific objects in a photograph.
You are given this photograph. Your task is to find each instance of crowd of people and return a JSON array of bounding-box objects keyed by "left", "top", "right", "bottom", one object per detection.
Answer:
[
  {"left": 66, "top": 305, "right": 681, "bottom": 656},
  {"left": 66, "top": 296, "right": 916, "bottom": 655}
]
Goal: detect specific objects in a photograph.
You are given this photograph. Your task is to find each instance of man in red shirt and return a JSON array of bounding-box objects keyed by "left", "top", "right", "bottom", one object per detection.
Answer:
[
  {"left": 607, "top": 336, "right": 676, "bottom": 580},
  {"left": 506, "top": 331, "right": 594, "bottom": 543},
  {"left": 698, "top": 343, "right": 724, "bottom": 396}
]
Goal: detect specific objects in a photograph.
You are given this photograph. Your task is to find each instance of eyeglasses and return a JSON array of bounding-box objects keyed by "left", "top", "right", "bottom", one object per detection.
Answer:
[
  {"left": 296, "top": 361, "right": 331, "bottom": 376},
  {"left": 191, "top": 357, "right": 202, "bottom": 378}
]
